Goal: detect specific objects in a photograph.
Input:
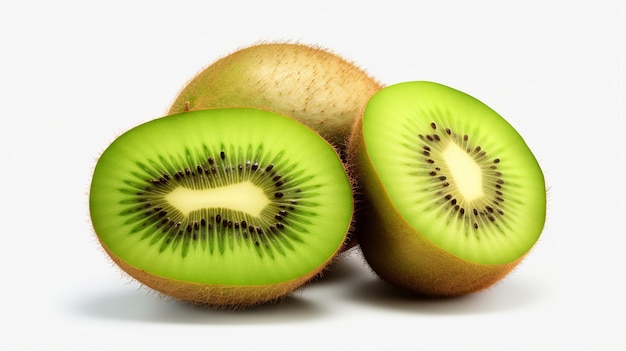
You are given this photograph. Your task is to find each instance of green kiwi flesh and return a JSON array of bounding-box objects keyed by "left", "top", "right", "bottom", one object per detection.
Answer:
[
  {"left": 349, "top": 81, "right": 546, "bottom": 295},
  {"left": 89, "top": 108, "right": 353, "bottom": 307}
]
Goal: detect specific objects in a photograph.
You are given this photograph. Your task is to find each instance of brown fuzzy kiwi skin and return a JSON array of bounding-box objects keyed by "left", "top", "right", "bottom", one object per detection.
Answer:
[
  {"left": 98, "top": 236, "right": 344, "bottom": 309},
  {"left": 168, "top": 41, "right": 383, "bottom": 154},
  {"left": 347, "top": 118, "right": 523, "bottom": 296}
]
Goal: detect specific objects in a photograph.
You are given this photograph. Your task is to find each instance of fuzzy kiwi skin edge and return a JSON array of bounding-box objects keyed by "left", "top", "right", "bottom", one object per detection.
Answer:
[
  {"left": 98, "top": 237, "right": 337, "bottom": 308},
  {"left": 347, "top": 96, "right": 526, "bottom": 297},
  {"left": 168, "top": 42, "right": 383, "bottom": 153}
]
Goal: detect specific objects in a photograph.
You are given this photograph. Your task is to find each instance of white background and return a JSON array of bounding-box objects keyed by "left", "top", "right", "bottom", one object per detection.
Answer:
[{"left": 2, "top": 0, "right": 624, "bottom": 350}]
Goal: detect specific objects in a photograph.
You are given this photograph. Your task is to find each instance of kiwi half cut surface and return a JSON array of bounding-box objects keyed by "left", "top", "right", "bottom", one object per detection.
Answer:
[
  {"left": 349, "top": 81, "right": 546, "bottom": 296},
  {"left": 89, "top": 108, "right": 353, "bottom": 307}
]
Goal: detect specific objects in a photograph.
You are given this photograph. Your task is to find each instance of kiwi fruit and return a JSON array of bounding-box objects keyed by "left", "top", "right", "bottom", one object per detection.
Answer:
[
  {"left": 89, "top": 108, "right": 354, "bottom": 307},
  {"left": 348, "top": 81, "right": 546, "bottom": 296},
  {"left": 168, "top": 42, "right": 383, "bottom": 154}
]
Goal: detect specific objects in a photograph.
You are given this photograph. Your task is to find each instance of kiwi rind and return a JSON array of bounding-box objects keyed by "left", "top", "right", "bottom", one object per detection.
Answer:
[
  {"left": 348, "top": 81, "right": 546, "bottom": 296},
  {"left": 90, "top": 108, "right": 354, "bottom": 307},
  {"left": 168, "top": 42, "right": 383, "bottom": 154}
]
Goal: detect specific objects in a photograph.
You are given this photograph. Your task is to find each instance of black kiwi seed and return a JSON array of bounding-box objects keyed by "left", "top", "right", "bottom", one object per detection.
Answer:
[
  {"left": 416, "top": 121, "right": 509, "bottom": 234},
  {"left": 110, "top": 140, "right": 321, "bottom": 259}
]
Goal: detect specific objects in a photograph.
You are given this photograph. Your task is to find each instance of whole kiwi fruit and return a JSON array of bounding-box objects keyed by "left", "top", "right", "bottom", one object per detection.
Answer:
[
  {"left": 168, "top": 42, "right": 383, "bottom": 154},
  {"left": 348, "top": 81, "right": 546, "bottom": 296},
  {"left": 89, "top": 108, "right": 354, "bottom": 308}
]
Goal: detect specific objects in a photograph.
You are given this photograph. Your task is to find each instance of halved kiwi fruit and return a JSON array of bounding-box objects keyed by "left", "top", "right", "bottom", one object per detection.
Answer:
[
  {"left": 89, "top": 108, "right": 353, "bottom": 307},
  {"left": 168, "top": 42, "right": 383, "bottom": 154},
  {"left": 348, "top": 81, "right": 546, "bottom": 296}
]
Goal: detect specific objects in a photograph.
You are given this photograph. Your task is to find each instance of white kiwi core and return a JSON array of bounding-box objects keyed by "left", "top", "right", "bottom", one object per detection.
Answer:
[
  {"left": 441, "top": 141, "right": 483, "bottom": 201},
  {"left": 164, "top": 181, "right": 270, "bottom": 217}
]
